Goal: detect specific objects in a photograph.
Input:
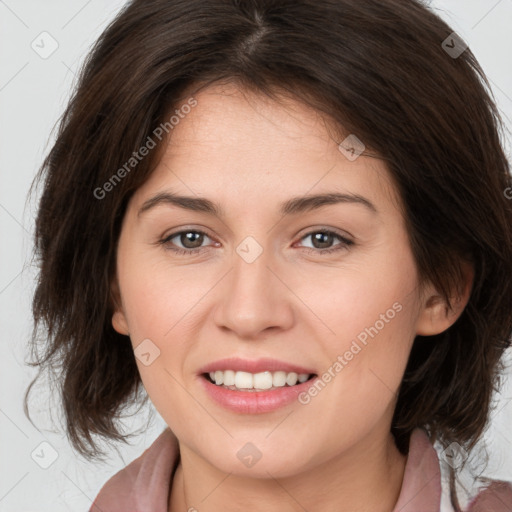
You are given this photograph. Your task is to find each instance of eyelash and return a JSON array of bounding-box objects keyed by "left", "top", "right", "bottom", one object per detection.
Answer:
[{"left": 159, "top": 229, "right": 354, "bottom": 256}]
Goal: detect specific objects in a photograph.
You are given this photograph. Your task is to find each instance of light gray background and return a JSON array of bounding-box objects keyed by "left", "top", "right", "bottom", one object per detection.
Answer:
[{"left": 1, "top": 1, "right": 511, "bottom": 511}]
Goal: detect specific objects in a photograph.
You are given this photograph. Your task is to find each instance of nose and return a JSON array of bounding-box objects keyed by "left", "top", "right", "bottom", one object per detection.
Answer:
[{"left": 213, "top": 243, "right": 295, "bottom": 340}]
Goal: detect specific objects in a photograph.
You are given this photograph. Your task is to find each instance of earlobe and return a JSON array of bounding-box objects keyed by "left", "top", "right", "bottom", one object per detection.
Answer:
[
  {"left": 110, "top": 277, "right": 130, "bottom": 336},
  {"left": 112, "top": 309, "right": 130, "bottom": 336},
  {"left": 415, "top": 261, "right": 474, "bottom": 336},
  {"left": 416, "top": 294, "right": 457, "bottom": 336}
]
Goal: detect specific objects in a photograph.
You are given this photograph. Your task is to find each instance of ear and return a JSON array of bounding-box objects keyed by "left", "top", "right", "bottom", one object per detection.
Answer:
[
  {"left": 416, "top": 260, "right": 474, "bottom": 336},
  {"left": 110, "top": 277, "right": 130, "bottom": 336}
]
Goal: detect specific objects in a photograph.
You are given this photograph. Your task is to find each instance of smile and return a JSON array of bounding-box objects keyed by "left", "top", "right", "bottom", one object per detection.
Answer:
[{"left": 205, "top": 370, "right": 315, "bottom": 391}]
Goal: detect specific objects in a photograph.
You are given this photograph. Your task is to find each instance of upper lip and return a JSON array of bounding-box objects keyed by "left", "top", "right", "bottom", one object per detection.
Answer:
[{"left": 198, "top": 357, "right": 316, "bottom": 375}]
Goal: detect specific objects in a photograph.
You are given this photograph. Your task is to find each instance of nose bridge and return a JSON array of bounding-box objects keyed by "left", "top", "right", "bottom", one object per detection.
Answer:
[
  {"left": 213, "top": 236, "right": 294, "bottom": 337},
  {"left": 232, "top": 237, "right": 272, "bottom": 297}
]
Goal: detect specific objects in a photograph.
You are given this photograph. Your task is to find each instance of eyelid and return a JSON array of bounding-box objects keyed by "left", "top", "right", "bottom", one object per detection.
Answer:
[
  {"left": 295, "top": 225, "right": 354, "bottom": 242},
  {"left": 160, "top": 225, "right": 216, "bottom": 242}
]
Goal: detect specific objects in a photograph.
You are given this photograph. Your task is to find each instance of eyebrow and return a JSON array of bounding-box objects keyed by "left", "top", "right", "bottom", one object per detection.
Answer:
[{"left": 137, "top": 191, "right": 377, "bottom": 219}]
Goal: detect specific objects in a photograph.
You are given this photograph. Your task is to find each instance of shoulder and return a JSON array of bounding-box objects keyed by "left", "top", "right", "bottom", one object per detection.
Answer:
[
  {"left": 88, "top": 427, "right": 179, "bottom": 512},
  {"left": 466, "top": 480, "right": 512, "bottom": 512}
]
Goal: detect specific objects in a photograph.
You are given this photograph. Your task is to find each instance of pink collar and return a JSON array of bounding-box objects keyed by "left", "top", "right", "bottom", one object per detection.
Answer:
[{"left": 391, "top": 429, "right": 441, "bottom": 511}]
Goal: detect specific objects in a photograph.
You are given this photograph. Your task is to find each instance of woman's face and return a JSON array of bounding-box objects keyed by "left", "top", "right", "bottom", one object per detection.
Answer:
[{"left": 112, "top": 82, "right": 435, "bottom": 477}]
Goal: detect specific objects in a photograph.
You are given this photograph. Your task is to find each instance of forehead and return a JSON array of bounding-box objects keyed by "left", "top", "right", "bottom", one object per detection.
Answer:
[
  {"left": 166, "top": 82, "right": 346, "bottom": 163},
  {"left": 130, "top": 82, "right": 400, "bottom": 218}
]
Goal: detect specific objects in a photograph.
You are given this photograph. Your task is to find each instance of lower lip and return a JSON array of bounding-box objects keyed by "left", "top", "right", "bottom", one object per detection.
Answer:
[{"left": 199, "top": 374, "right": 318, "bottom": 414}]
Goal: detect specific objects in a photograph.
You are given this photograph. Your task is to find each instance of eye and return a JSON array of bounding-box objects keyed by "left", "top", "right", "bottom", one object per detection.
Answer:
[
  {"left": 159, "top": 229, "right": 217, "bottom": 255},
  {"left": 296, "top": 229, "right": 353, "bottom": 255},
  {"left": 159, "top": 228, "right": 353, "bottom": 256}
]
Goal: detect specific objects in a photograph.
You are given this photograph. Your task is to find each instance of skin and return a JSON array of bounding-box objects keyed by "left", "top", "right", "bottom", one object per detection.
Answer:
[{"left": 111, "top": 82, "right": 471, "bottom": 512}]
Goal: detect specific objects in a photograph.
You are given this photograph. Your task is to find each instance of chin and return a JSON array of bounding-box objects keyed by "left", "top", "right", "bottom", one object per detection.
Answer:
[{"left": 204, "top": 443, "right": 309, "bottom": 479}]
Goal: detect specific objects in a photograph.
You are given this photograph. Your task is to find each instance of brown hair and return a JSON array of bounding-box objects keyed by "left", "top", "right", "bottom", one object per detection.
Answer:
[{"left": 25, "top": 0, "right": 512, "bottom": 507}]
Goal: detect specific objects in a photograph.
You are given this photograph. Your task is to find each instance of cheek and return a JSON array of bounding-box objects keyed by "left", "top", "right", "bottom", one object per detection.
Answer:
[
  {"left": 117, "top": 256, "right": 220, "bottom": 408},
  {"left": 118, "top": 247, "right": 206, "bottom": 338},
  {"left": 292, "top": 252, "right": 418, "bottom": 348},
  {"left": 293, "top": 283, "right": 418, "bottom": 459},
  {"left": 298, "top": 245, "right": 420, "bottom": 396},
  {"left": 117, "top": 261, "right": 203, "bottom": 411},
  {"left": 305, "top": 282, "right": 416, "bottom": 405}
]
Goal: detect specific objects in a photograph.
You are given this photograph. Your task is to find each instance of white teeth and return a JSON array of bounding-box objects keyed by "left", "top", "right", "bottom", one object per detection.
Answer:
[
  {"left": 214, "top": 370, "right": 224, "bottom": 385},
  {"left": 286, "top": 372, "right": 298, "bottom": 386},
  {"left": 223, "top": 370, "right": 236, "bottom": 386},
  {"left": 235, "top": 371, "right": 253, "bottom": 389},
  {"left": 253, "top": 372, "right": 273, "bottom": 390},
  {"left": 206, "top": 370, "right": 312, "bottom": 390},
  {"left": 272, "top": 371, "right": 287, "bottom": 387}
]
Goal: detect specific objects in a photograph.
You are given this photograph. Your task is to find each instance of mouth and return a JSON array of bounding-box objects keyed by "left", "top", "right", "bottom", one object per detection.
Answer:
[
  {"left": 197, "top": 357, "right": 319, "bottom": 413},
  {"left": 202, "top": 370, "right": 317, "bottom": 392}
]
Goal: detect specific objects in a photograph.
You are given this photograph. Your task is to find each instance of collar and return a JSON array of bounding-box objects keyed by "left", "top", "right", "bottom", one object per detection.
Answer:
[{"left": 392, "top": 428, "right": 441, "bottom": 511}]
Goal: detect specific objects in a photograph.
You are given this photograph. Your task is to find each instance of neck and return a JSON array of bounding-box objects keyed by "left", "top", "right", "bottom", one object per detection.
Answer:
[{"left": 169, "top": 429, "right": 407, "bottom": 512}]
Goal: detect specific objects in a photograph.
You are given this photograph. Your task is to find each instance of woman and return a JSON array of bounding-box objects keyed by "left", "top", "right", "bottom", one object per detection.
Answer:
[{"left": 25, "top": 0, "right": 512, "bottom": 510}]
